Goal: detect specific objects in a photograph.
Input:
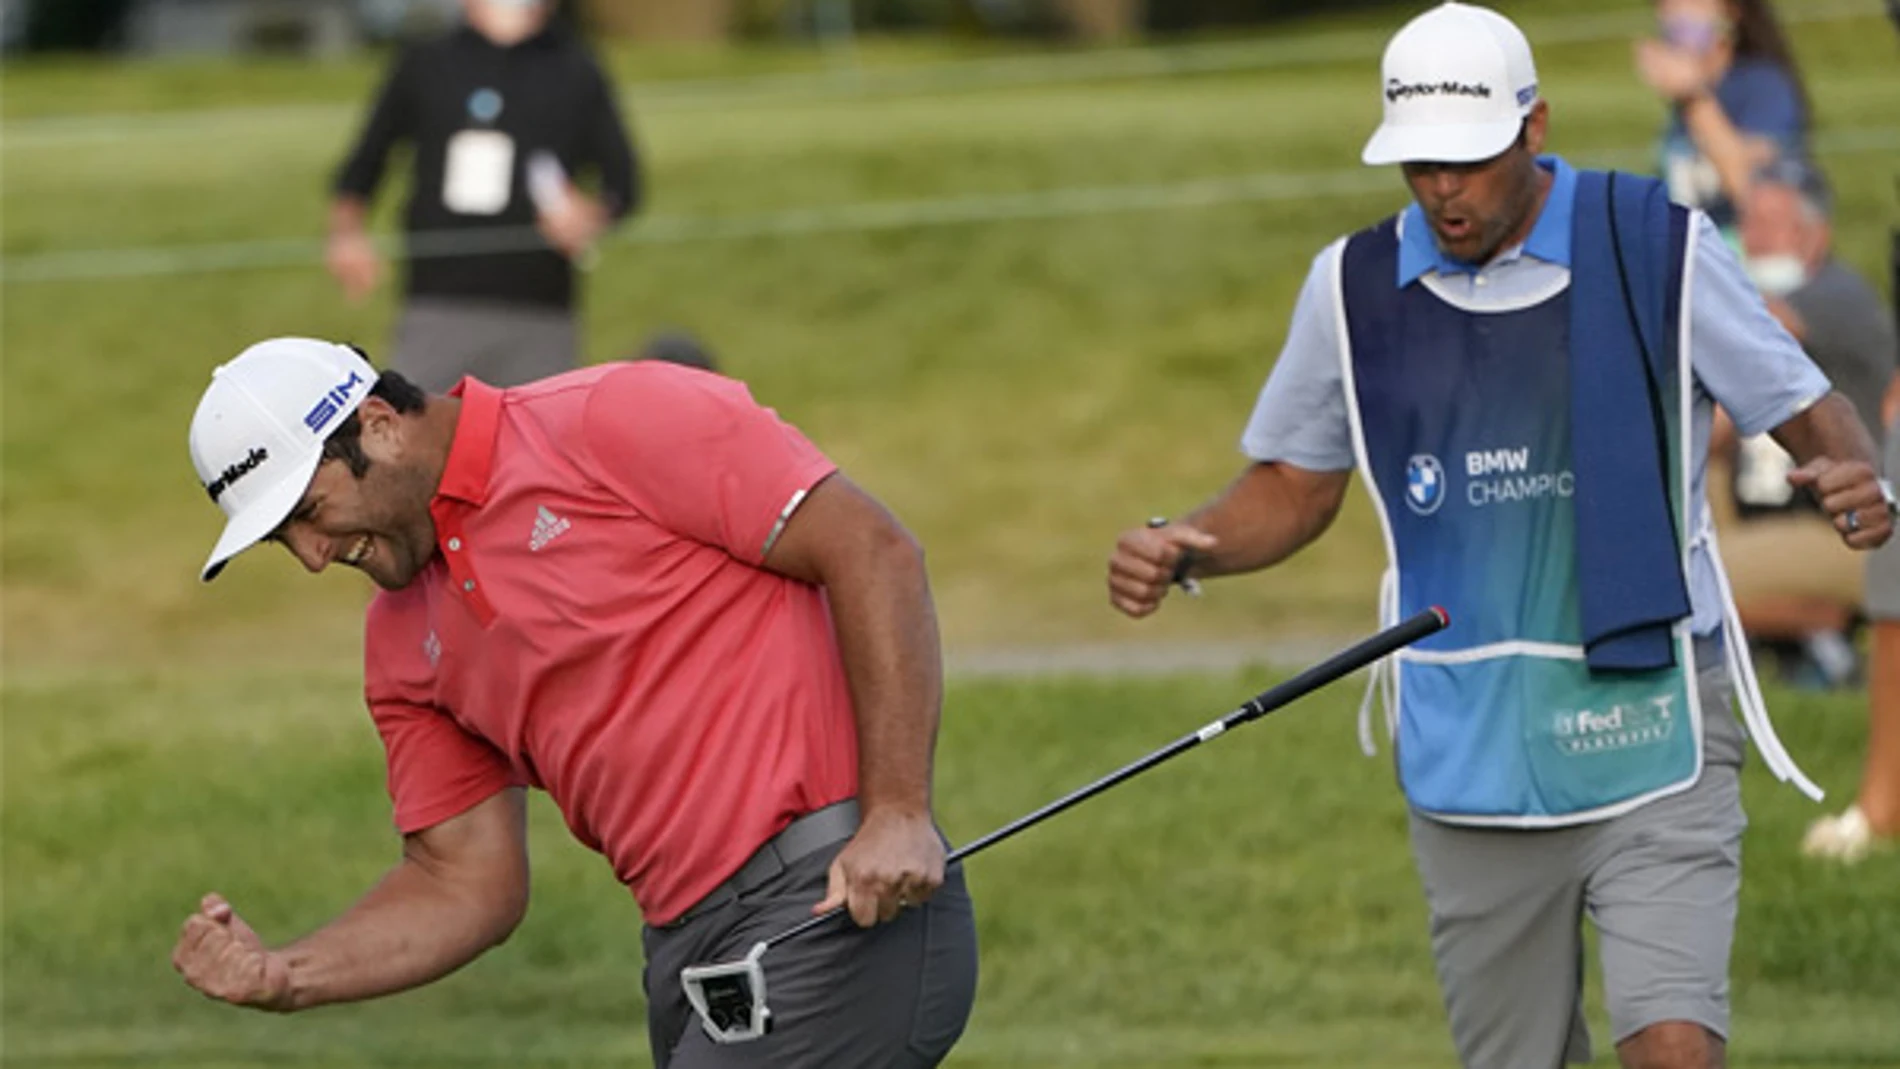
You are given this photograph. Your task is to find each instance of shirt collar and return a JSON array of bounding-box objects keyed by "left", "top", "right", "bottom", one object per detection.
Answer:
[
  {"left": 1396, "top": 155, "right": 1577, "bottom": 286},
  {"left": 436, "top": 377, "right": 501, "bottom": 507}
]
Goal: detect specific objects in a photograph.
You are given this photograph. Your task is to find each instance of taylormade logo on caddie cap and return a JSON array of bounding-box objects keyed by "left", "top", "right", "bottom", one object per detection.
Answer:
[
  {"left": 1385, "top": 79, "right": 1492, "bottom": 103},
  {"left": 187, "top": 337, "right": 377, "bottom": 581},
  {"left": 1362, "top": 2, "right": 1540, "bottom": 167}
]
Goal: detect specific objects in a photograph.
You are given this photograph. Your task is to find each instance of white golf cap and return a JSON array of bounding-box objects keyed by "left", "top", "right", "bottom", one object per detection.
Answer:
[
  {"left": 1362, "top": 3, "right": 1539, "bottom": 166},
  {"left": 188, "top": 338, "right": 377, "bottom": 581}
]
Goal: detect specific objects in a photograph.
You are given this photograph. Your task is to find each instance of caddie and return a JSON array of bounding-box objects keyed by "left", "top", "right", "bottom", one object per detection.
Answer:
[{"left": 1106, "top": 5, "right": 1892, "bottom": 1067}]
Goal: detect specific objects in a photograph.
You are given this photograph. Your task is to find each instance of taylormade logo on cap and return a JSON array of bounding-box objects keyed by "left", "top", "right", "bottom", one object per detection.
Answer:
[
  {"left": 1385, "top": 79, "right": 1492, "bottom": 103},
  {"left": 1362, "top": 3, "right": 1539, "bottom": 167},
  {"left": 204, "top": 446, "right": 269, "bottom": 503},
  {"left": 187, "top": 337, "right": 377, "bottom": 581}
]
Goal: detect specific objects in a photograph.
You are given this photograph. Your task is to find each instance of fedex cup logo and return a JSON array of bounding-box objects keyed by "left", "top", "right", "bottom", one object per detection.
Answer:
[
  {"left": 303, "top": 371, "right": 364, "bottom": 434},
  {"left": 1405, "top": 454, "right": 1446, "bottom": 516}
]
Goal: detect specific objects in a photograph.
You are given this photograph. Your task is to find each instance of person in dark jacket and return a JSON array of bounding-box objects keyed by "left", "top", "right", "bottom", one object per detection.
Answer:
[{"left": 327, "top": 0, "right": 639, "bottom": 391}]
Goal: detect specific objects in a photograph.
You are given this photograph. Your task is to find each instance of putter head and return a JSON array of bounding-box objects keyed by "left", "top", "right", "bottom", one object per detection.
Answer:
[{"left": 681, "top": 941, "right": 772, "bottom": 1044}]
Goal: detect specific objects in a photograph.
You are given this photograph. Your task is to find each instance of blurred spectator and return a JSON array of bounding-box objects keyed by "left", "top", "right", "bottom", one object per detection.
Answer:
[
  {"left": 21, "top": 0, "right": 132, "bottom": 50},
  {"left": 1636, "top": 0, "right": 1811, "bottom": 240},
  {"left": 1801, "top": 0, "right": 1900, "bottom": 862},
  {"left": 327, "top": 0, "right": 639, "bottom": 392},
  {"left": 1807, "top": 384, "right": 1900, "bottom": 860},
  {"left": 1713, "top": 161, "right": 1896, "bottom": 689},
  {"left": 632, "top": 329, "right": 721, "bottom": 374}
]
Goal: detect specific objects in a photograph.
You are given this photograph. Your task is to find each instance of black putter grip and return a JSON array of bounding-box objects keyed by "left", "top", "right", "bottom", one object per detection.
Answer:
[{"left": 1234, "top": 606, "right": 1447, "bottom": 723}]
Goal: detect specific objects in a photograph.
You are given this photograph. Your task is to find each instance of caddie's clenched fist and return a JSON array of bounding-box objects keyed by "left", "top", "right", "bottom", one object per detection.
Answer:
[
  {"left": 1107, "top": 520, "right": 1217, "bottom": 618},
  {"left": 1788, "top": 458, "right": 1896, "bottom": 551},
  {"left": 172, "top": 893, "right": 293, "bottom": 1011}
]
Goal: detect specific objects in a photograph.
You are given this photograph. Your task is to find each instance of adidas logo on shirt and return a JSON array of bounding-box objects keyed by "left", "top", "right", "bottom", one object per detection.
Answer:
[{"left": 529, "top": 506, "right": 571, "bottom": 552}]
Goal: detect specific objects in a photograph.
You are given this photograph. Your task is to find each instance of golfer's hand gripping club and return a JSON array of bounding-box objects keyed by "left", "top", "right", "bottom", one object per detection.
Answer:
[{"left": 680, "top": 608, "right": 1449, "bottom": 1043}]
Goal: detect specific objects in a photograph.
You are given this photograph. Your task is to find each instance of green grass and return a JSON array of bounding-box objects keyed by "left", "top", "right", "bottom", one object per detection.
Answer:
[
  {"left": 5, "top": 4, "right": 1895, "bottom": 673},
  {"left": 6, "top": 3, "right": 1900, "bottom": 1066},
  {"left": 6, "top": 668, "right": 1900, "bottom": 1068}
]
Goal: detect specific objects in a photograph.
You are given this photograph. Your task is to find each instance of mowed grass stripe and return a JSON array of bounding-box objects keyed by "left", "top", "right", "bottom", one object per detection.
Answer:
[{"left": 6, "top": 670, "right": 1900, "bottom": 1066}]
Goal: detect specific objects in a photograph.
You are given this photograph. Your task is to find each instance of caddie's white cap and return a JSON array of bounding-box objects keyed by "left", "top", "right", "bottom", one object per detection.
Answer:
[
  {"left": 1362, "top": 3, "right": 1540, "bottom": 166},
  {"left": 188, "top": 338, "right": 377, "bottom": 581}
]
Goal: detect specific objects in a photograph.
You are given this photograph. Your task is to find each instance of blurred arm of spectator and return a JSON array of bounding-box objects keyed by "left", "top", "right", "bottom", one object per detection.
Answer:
[
  {"left": 327, "top": 46, "right": 419, "bottom": 301},
  {"left": 326, "top": 197, "right": 381, "bottom": 303},
  {"left": 533, "top": 49, "right": 639, "bottom": 263},
  {"left": 1635, "top": 37, "right": 1761, "bottom": 211},
  {"left": 1639, "top": 0, "right": 1809, "bottom": 228}
]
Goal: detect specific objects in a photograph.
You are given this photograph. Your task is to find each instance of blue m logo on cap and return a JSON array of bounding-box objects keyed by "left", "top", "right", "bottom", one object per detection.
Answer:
[
  {"left": 1406, "top": 454, "right": 1446, "bottom": 516},
  {"left": 303, "top": 371, "right": 364, "bottom": 434}
]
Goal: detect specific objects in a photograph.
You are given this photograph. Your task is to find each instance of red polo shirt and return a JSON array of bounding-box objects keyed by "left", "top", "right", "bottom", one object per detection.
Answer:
[{"left": 362, "top": 363, "right": 859, "bottom": 924}]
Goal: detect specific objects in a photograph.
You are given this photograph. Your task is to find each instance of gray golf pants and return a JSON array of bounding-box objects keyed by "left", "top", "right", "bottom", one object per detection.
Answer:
[
  {"left": 643, "top": 841, "right": 979, "bottom": 1069},
  {"left": 390, "top": 297, "right": 578, "bottom": 392},
  {"left": 1409, "top": 660, "right": 1748, "bottom": 1069}
]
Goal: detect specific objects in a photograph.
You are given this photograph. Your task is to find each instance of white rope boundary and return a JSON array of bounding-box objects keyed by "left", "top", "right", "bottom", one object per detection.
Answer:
[{"left": 5, "top": 127, "right": 1897, "bottom": 285}]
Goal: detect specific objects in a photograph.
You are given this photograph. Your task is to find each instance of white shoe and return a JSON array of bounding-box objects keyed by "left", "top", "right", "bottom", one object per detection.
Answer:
[{"left": 1801, "top": 805, "right": 1874, "bottom": 863}]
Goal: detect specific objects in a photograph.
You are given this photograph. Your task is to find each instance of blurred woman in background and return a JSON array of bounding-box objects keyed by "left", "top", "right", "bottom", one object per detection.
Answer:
[{"left": 1636, "top": 0, "right": 1813, "bottom": 242}]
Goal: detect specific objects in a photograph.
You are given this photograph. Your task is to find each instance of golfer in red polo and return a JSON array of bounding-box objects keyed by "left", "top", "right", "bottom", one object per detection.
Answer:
[{"left": 172, "top": 337, "right": 977, "bottom": 1068}]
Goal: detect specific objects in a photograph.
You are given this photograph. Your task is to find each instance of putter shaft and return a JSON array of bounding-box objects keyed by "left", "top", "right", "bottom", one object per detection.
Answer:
[{"left": 758, "top": 606, "right": 1448, "bottom": 951}]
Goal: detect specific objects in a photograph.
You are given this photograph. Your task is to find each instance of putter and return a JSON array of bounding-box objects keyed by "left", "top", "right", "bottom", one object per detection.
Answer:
[{"left": 680, "top": 606, "right": 1450, "bottom": 1043}]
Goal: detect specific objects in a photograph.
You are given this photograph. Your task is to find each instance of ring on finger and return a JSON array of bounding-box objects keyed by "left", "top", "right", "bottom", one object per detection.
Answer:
[{"left": 1846, "top": 509, "right": 1862, "bottom": 533}]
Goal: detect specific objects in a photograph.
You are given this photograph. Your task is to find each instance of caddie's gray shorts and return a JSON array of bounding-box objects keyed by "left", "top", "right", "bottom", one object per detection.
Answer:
[
  {"left": 1865, "top": 423, "right": 1900, "bottom": 619},
  {"left": 1408, "top": 656, "right": 1746, "bottom": 1069},
  {"left": 642, "top": 813, "right": 978, "bottom": 1069},
  {"left": 390, "top": 297, "right": 578, "bottom": 393}
]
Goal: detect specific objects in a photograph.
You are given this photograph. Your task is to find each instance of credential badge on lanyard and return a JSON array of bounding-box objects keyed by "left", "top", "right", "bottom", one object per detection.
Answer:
[{"left": 443, "top": 88, "right": 515, "bottom": 216}]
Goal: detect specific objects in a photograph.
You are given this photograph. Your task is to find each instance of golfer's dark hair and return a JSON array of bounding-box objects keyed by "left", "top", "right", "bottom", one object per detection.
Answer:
[
  {"left": 1730, "top": 0, "right": 1813, "bottom": 126},
  {"left": 321, "top": 367, "right": 427, "bottom": 478}
]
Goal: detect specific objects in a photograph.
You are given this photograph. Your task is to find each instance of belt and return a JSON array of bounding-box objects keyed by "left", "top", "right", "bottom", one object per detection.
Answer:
[{"left": 672, "top": 799, "right": 860, "bottom": 925}]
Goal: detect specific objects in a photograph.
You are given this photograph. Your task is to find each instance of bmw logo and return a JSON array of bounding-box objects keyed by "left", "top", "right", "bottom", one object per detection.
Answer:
[{"left": 1405, "top": 454, "right": 1446, "bottom": 515}]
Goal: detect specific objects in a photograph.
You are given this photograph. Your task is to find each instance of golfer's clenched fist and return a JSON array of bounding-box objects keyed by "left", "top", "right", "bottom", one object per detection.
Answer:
[
  {"left": 173, "top": 893, "right": 293, "bottom": 1011},
  {"left": 1108, "top": 521, "right": 1218, "bottom": 617},
  {"left": 817, "top": 809, "right": 945, "bottom": 927}
]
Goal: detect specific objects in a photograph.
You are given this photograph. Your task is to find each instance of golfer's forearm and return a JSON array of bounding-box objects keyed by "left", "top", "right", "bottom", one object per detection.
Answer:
[
  {"left": 274, "top": 861, "right": 523, "bottom": 1011},
  {"left": 828, "top": 529, "right": 942, "bottom": 817},
  {"left": 1773, "top": 392, "right": 1877, "bottom": 469},
  {"left": 1183, "top": 463, "right": 1349, "bottom": 579}
]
